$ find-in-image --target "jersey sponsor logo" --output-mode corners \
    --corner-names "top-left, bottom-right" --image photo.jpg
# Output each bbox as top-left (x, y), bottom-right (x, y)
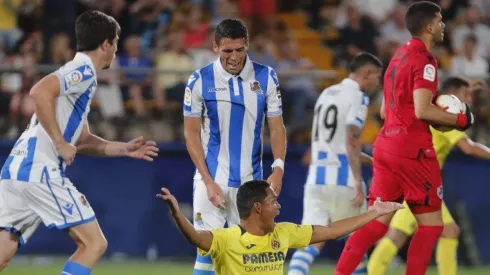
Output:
top-left (271, 239), bottom-right (280, 250)
top-left (207, 87), bottom-right (227, 93)
top-left (245, 244), bottom-right (256, 249)
top-left (242, 251), bottom-right (285, 264)
top-left (184, 88), bottom-right (192, 106)
top-left (423, 64), bottom-right (436, 82)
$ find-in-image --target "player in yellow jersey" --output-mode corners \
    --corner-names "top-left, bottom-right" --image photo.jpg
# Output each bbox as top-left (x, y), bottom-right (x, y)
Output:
top-left (158, 179), bottom-right (402, 275)
top-left (368, 77), bottom-right (490, 275)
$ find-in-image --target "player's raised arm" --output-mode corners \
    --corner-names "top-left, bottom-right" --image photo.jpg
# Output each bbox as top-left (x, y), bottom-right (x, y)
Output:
top-left (309, 199), bottom-right (403, 244)
top-left (457, 137), bottom-right (490, 160)
top-left (412, 59), bottom-right (473, 130)
top-left (157, 188), bottom-right (213, 252)
top-left (29, 74), bottom-right (77, 165)
top-left (266, 68), bottom-right (287, 195)
top-left (76, 123), bottom-right (158, 160)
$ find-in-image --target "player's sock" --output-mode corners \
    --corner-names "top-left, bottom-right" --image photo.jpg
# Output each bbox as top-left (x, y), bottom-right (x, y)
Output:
top-left (406, 225), bottom-right (443, 275)
top-left (287, 245), bottom-right (320, 275)
top-left (436, 237), bottom-right (459, 275)
top-left (367, 237), bottom-right (399, 275)
top-left (61, 260), bottom-right (91, 275)
top-left (352, 254), bottom-right (368, 275)
top-left (193, 254), bottom-right (215, 275)
top-left (335, 220), bottom-right (388, 275)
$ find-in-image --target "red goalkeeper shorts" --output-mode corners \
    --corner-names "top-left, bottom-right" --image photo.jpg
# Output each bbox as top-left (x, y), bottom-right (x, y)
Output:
top-left (367, 147), bottom-right (443, 214)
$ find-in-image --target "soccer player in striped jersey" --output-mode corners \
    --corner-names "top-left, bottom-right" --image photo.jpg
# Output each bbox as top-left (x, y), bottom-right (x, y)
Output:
top-left (368, 77), bottom-right (490, 275)
top-left (183, 19), bottom-right (287, 275)
top-left (287, 53), bottom-right (383, 275)
top-left (0, 11), bottom-right (158, 275)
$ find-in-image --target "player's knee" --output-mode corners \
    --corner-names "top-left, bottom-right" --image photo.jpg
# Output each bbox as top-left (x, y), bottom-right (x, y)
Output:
top-left (442, 223), bottom-right (461, 239)
top-left (386, 228), bottom-right (409, 249)
top-left (81, 235), bottom-right (108, 257)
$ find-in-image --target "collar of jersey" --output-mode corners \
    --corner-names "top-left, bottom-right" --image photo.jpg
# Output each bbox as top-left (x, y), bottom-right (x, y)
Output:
top-left (340, 78), bottom-right (361, 91)
top-left (215, 55), bottom-right (254, 81)
top-left (408, 37), bottom-right (427, 52)
top-left (74, 52), bottom-right (97, 79)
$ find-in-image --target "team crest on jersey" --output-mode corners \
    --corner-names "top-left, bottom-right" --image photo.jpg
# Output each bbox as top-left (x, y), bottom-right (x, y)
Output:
top-left (184, 87), bottom-right (192, 106)
top-left (80, 195), bottom-right (89, 207)
top-left (271, 239), bottom-right (280, 250)
top-left (423, 64), bottom-right (436, 82)
top-left (195, 212), bottom-right (204, 226)
top-left (250, 81), bottom-right (263, 94)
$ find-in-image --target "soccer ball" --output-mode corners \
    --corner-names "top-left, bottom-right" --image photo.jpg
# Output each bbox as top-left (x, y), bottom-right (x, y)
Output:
top-left (433, 94), bottom-right (465, 131)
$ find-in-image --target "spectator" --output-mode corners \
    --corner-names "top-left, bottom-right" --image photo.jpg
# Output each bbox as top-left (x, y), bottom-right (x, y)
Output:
top-left (155, 30), bottom-right (193, 108)
top-left (352, 0), bottom-right (397, 24)
top-left (118, 36), bottom-right (154, 118)
top-left (277, 39), bottom-right (318, 125)
top-left (452, 7), bottom-right (490, 58)
top-left (182, 4), bottom-right (209, 49)
top-left (49, 33), bottom-right (74, 65)
top-left (380, 6), bottom-right (411, 46)
top-left (339, 4), bottom-right (379, 60)
top-left (190, 28), bottom-right (218, 69)
top-left (450, 34), bottom-right (489, 80)
top-left (248, 33), bottom-right (277, 68)
top-left (0, 0), bottom-right (23, 51)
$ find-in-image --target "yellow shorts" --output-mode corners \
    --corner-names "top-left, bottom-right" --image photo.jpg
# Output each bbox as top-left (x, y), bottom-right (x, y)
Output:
top-left (390, 201), bottom-right (455, 236)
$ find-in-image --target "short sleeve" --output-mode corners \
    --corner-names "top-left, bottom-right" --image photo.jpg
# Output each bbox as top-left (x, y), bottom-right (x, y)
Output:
top-left (346, 93), bottom-right (369, 129)
top-left (183, 71), bottom-right (203, 117)
top-left (444, 130), bottom-right (468, 146)
top-left (197, 228), bottom-right (228, 257)
top-left (53, 64), bottom-right (95, 96)
top-left (266, 68), bottom-right (283, 117)
top-left (413, 54), bottom-right (438, 94)
top-left (278, 222), bottom-right (313, 249)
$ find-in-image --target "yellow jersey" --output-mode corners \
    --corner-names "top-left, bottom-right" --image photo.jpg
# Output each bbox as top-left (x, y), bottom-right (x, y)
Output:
top-left (198, 222), bottom-right (312, 275)
top-left (430, 127), bottom-right (467, 168)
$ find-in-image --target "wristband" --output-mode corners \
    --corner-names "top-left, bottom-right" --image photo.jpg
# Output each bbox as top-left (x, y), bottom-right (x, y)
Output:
top-left (271, 159), bottom-right (284, 172)
top-left (456, 113), bottom-right (467, 129)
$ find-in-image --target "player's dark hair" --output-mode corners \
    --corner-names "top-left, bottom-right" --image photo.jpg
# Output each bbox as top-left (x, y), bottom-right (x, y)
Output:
top-left (75, 10), bottom-right (121, 52)
top-left (440, 77), bottom-right (470, 94)
top-left (215, 19), bottom-right (248, 46)
top-left (237, 180), bottom-right (270, 219)
top-left (405, 1), bottom-right (441, 36)
top-left (349, 52), bottom-right (383, 72)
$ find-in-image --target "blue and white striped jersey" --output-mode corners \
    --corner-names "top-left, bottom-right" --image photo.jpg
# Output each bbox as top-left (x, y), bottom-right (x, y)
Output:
top-left (184, 56), bottom-right (282, 187)
top-left (1, 53), bottom-right (97, 183)
top-left (306, 78), bottom-right (369, 187)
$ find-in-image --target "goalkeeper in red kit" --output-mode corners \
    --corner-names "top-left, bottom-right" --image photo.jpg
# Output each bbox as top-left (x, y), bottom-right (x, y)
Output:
top-left (334, 2), bottom-right (474, 275)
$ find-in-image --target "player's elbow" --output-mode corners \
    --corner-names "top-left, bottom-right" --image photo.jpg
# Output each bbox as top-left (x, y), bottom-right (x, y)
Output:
top-left (414, 105), bottom-right (428, 120)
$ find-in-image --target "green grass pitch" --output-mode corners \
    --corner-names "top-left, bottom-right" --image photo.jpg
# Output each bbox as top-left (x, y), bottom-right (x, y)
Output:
top-left (3, 258), bottom-right (489, 275)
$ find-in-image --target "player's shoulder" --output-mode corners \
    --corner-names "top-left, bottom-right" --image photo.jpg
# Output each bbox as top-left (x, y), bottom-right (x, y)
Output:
top-left (274, 222), bottom-right (299, 232)
top-left (250, 60), bottom-right (274, 74)
top-left (55, 59), bottom-right (96, 91)
top-left (443, 129), bottom-right (467, 139)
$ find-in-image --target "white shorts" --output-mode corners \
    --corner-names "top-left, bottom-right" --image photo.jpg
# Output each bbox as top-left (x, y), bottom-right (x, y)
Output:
top-left (301, 184), bottom-right (367, 226)
top-left (0, 177), bottom-right (96, 246)
top-left (192, 179), bottom-right (240, 230)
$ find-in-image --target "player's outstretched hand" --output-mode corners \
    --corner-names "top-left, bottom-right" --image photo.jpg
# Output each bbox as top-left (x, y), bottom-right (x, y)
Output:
top-left (157, 187), bottom-right (180, 214)
top-left (56, 140), bottom-right (77, 166)
top-left (372, 197), bottom-right (404, 216)
top-left (205, 180), bottom-right (226, 209)
top-left (125, 136), bottom-right (159, 161)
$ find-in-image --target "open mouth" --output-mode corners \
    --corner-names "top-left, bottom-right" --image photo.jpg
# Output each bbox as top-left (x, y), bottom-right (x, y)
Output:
top-left (228, 63), bottom-right (239, 70)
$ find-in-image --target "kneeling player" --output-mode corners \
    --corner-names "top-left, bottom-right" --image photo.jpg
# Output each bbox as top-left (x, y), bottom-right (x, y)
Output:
top-left (368, 77), bottom-right (490, 275)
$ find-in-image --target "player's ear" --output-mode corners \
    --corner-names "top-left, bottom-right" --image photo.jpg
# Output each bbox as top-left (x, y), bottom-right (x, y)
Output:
top-left (253, 202), bottom-right (262, 214)
top-left (213, 40), bottom-right (219, 54)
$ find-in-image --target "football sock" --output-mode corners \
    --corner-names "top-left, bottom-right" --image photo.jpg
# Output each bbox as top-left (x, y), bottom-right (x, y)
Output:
top-left (287, 245), bottom-right (319, 275)
top-left (61, 260), bottom-right (91, 275)
top-left (436, 237), bottom-right (459, 275)
top-left (193, 254), bottom-right (215, 275)
top-left (406, 225), bottom-right (443, 275)
top-left (353, 254), bottom-right (368, 275)
top-left (334, 220), bottom-right (388, 275)
top-left (368, 237), bottom-right (399, 275)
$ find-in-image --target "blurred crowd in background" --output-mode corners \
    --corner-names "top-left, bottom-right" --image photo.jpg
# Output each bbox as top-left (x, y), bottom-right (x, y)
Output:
top-left (0, 0), bottom-right (489, 146)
